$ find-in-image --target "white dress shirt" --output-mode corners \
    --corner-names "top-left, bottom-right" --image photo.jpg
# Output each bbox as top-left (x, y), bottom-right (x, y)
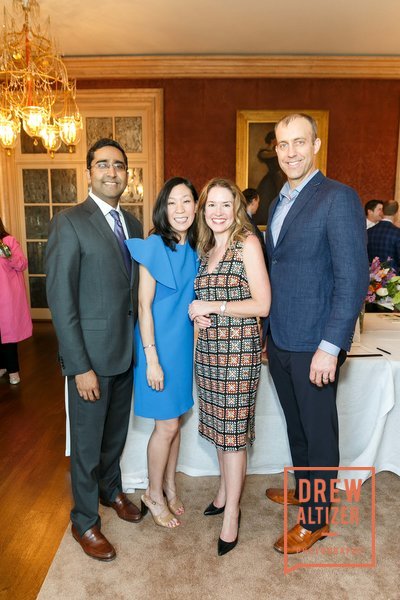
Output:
top-left (89, 191), bottom-right (129, 238)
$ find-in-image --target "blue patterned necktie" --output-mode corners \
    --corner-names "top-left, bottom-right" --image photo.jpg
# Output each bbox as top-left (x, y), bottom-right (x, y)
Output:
top-left (109, 209), bottom-right (131, 274)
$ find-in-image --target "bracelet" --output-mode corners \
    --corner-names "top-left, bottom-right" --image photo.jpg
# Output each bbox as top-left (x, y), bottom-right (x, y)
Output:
top-left (143, 343), bottom-right (156, 350)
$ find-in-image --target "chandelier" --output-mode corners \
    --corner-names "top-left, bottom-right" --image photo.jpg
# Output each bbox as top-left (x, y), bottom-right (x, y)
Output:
top-left (0, 0), bottom-right (83, 156)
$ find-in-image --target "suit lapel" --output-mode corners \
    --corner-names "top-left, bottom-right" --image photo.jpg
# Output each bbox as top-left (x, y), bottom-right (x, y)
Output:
top-left (122, 209), bottom-right (138, 239)
top-left (266, 196), bottom-right (279, 253)
top-left (275, 172), bottom-right (325, 248)
top-left (83, 197), bottom-right (130, 280)
top-left (122, 208), bottom-right (141, 285)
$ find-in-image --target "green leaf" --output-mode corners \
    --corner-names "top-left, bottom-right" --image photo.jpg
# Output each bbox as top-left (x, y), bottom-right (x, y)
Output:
top-left (392, 291), bottom-right (400, 306)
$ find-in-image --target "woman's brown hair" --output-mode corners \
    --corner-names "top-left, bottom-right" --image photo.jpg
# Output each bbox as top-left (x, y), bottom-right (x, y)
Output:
top-left (196, 178), bottom-right (253, 258)
top-left (0, 217), bottom-right (10, 240)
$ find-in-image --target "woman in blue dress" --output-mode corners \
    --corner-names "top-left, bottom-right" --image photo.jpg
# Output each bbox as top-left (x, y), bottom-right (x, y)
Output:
top-left (126, 177), bottom-right (200, 528)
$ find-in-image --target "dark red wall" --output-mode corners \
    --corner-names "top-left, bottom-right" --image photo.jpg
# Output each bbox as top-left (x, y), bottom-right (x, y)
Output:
top-left (78, 78), bottom-right (400, 204)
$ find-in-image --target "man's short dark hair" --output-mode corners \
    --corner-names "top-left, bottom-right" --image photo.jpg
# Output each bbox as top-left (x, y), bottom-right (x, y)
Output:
top-left (383, 201), bottom-right (399, 216)
top-left (364, 199), bottom-right (384, 216)
top-left (86, 138), bottom-right (128, 170)
top-left (242, 188), bottom-right (259, 205)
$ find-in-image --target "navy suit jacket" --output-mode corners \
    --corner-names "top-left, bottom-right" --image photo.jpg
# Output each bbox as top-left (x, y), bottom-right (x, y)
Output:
top-left (367, 220), bottom-right (400, 273)
top-left (265, 171), bottom-right (369, 352)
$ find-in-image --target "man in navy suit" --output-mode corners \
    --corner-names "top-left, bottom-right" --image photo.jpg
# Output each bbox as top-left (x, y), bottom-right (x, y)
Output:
top-left (367, 201), bottom-right (400, 272)
top-left (264, 113), bottom-right (369, 554)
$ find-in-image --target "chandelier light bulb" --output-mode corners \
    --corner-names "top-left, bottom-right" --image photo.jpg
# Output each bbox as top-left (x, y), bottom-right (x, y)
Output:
top-left (21, 106), bottom-right (48, 140)
top-left (40, 122), bottom-right (62, 157)
top-left (58, 115), bottom-right (82, 150)
top-left (0, 116), bottom-right (20, 154)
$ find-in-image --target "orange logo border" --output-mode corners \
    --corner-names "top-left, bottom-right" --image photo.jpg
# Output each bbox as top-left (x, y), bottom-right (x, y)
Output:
top-left (283, 466), bottom-right (376, 574)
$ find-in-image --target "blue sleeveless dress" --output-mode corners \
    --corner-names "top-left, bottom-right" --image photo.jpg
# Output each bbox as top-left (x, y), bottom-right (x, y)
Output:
top-left (125, 234), bottom-right (197, 420)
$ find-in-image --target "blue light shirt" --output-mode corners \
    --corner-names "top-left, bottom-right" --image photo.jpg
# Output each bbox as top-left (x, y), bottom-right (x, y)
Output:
top-left (270, 169), bottom-right (318, 246)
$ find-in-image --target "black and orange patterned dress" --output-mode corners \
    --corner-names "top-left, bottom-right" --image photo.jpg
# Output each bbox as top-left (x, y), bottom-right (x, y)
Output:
top-left (194, 240), bottom-right (262, 451)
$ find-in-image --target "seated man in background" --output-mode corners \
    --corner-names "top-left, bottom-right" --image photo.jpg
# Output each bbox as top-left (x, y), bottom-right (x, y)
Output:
top-left (367, 200), bottom-right (400, 273)
top-left (243, 187), bottom-right (268, 265)
top-left (365, 199), bottom-right (384, 229)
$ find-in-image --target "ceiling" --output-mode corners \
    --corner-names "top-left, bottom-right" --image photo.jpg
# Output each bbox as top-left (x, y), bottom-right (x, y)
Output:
top-left (12, 0), bottom-right (400, 58)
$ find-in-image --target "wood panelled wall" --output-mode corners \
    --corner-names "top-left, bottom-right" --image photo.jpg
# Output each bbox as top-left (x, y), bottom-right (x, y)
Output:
top-left (78, 78), bottom-right (400, 205)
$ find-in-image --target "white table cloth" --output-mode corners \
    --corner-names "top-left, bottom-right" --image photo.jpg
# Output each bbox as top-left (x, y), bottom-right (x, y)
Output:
top-left (121, 314), bottom-right (400, 491)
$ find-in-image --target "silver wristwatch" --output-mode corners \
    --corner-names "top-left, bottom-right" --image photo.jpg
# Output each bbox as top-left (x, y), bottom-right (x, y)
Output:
top-left (220, 301), bottom-right (227, 315)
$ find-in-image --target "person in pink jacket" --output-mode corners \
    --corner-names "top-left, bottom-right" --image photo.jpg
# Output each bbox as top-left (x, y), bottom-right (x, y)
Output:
top-left (0, 217), bottom-right (32, 384)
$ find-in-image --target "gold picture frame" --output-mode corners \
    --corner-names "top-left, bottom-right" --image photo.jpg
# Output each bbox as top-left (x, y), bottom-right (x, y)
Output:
top-left (236, 109), bottom-right (329, 226)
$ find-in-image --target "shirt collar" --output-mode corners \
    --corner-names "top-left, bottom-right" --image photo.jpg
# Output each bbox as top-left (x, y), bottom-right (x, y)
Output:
top-left (279, 169), bottom-right (319, 202)
top-left (89, 191), bottom-right (121, 217)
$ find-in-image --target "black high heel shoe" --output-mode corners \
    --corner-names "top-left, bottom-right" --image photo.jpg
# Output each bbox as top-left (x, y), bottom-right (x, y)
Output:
top-left (217, 510), bottom-right (241, 556)
top-left (204, 502), bottom-right (225, 516)
top-left (140, 499), bottom-right (149, 517)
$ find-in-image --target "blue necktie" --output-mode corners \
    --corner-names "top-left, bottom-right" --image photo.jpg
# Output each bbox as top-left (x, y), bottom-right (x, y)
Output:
top-left (109, 209), bottom-right (131, 274)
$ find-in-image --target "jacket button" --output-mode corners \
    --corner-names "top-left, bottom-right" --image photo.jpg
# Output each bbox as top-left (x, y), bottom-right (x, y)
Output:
top-left (272, 259), bottom-right (278, 264)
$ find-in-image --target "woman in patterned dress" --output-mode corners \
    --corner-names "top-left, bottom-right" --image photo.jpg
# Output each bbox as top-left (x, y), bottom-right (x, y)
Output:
top-left (188, 178), bottom-right (271, 555)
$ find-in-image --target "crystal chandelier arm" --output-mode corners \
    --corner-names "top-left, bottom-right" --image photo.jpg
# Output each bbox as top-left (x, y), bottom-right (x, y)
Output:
top-left (0, 0), bottom-right (82, 154)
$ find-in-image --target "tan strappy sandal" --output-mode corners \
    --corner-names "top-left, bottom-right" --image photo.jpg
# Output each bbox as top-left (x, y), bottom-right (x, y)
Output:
top-left (166, 495), bottom-right (185, 516)
top-left (141, 494), bottom-right (180, 528)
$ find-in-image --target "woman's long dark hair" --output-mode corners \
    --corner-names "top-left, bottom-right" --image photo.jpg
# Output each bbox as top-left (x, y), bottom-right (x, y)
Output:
top-left (151, 177), bottom-right (198, 250)
top-left (0, 217), bottom-right (10, 240)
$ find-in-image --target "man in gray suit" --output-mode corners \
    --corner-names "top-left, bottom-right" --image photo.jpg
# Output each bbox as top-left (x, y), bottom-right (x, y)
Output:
top-left (46, 139), bottom-right (143, 561)
top-left (264, 114), bottom-right (369, 554)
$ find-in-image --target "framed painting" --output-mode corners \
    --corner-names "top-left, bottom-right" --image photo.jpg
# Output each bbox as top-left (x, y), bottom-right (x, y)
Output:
top-left (236, 109), bottom-right (329, 226)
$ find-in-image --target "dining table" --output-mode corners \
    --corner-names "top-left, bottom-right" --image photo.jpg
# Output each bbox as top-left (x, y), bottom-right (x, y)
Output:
top-left (120, 313), bottom-right (400, 491)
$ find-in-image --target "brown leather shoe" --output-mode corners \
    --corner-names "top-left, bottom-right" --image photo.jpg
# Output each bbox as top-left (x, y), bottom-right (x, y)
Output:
top-left (71, 525), bottom-right (116, 561)
top-left (100, 492), bottom-right (143, 522)
top-left (265, 488), bottom-right (300, 505)
top-left (274, 524), bottom-right (330, 554)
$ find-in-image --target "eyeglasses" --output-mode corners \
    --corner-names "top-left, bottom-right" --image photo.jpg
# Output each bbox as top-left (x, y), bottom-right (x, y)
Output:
top-left (90, 161), bottom-right (127, 172)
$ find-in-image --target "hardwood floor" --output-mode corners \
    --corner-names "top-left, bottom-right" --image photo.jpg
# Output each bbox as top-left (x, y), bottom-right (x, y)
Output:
top-left (0, 322), bottom-right (71, 600)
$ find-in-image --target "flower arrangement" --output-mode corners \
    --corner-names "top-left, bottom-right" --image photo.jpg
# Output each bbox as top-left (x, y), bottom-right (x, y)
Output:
top-left (366, 257), bottom-right (400, 311)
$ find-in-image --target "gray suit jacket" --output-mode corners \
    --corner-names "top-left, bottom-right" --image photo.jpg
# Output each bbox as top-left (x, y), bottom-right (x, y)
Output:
top-left (46, 196), bottom-right (143, 376)
top-left (265, 171), bottom-right (369, 352)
